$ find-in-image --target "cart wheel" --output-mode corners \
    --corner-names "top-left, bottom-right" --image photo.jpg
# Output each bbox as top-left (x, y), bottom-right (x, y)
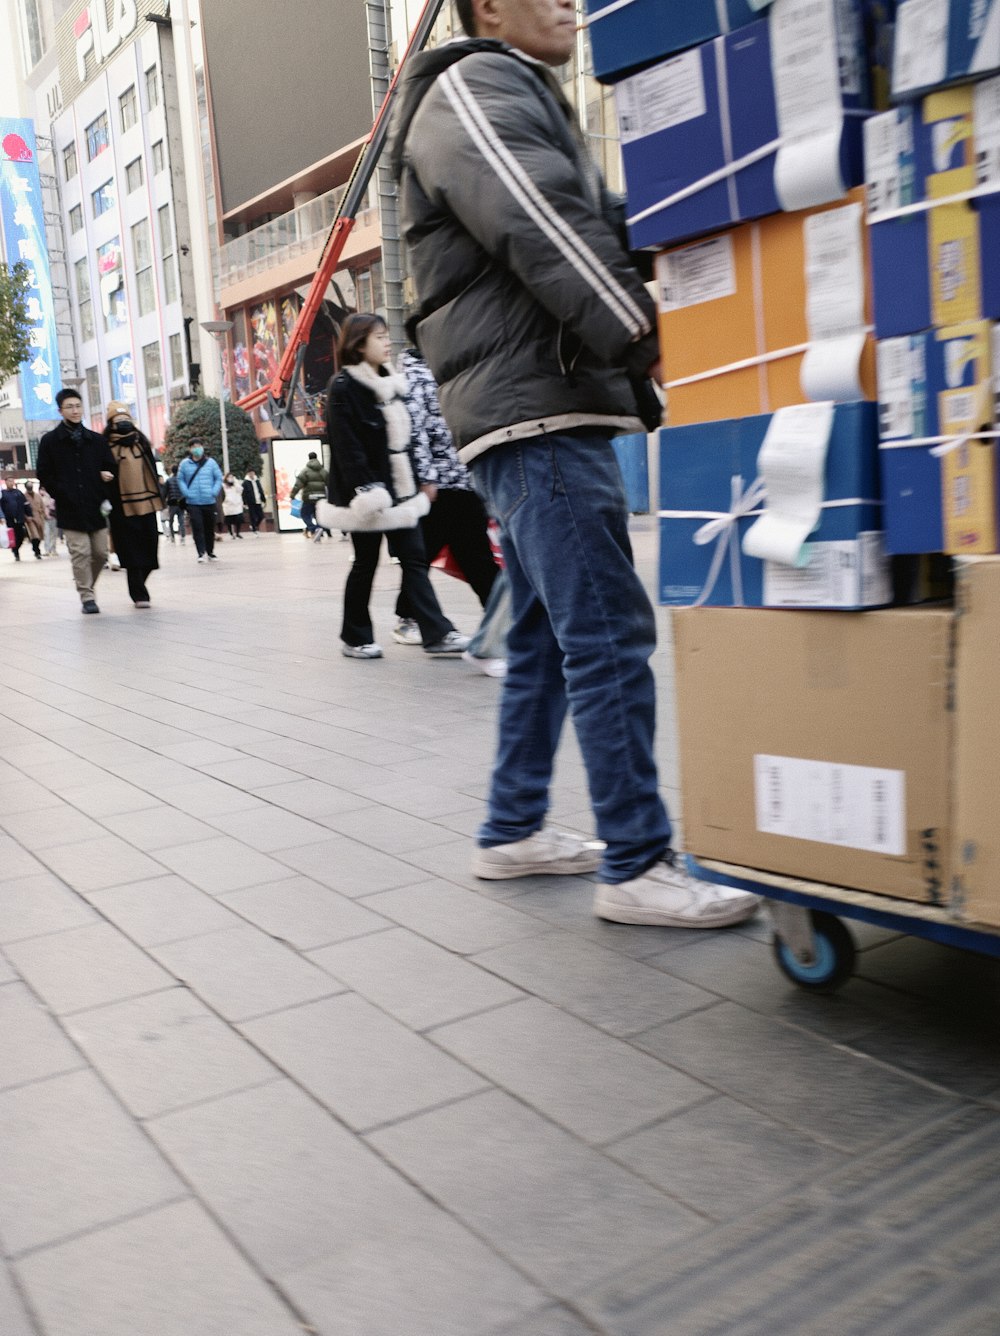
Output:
top-left (772, 911), bottom-right (856, 993)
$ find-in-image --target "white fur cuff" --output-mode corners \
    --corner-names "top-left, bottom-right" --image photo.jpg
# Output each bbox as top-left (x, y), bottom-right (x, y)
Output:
top-left (315, 492), bottom-right (430, 533)
top-left (350, 486), bottom-right (392, 516)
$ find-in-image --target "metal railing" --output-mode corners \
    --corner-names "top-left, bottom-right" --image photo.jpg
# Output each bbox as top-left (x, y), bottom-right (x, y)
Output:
top-left (219, 183), bottom-right (378, 286)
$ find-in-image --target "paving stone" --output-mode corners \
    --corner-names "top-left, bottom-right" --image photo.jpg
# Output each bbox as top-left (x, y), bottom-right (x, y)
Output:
top-left (14, 1198), bottom-right (306, 1336)
top-left (150, 1080), bottom-right (544, 1334)
top-left (35, 835), bottom-right (165, 894)
top-left (98, 807), bottom-right (218, 852)
top-left (368, 1090), bottom-right (701, 1296)
top-left (317, 803), bottom-right (455, 854)
top-left (275, 834), bottom-right (427, 896)
top-left (431, 997), bottom-right (711, 1144)
top-left (0, 872), bottom-right (96, 944)
top-left (152, 778), bottom-right (266, 817)
top-left (0, 1068), bottom-right (183, 1254)
top-left (361, 879), bottom-right (547, 954)
top-left (0, 778), bottom-right (63, 816)
top-left (0, 1258), bottom-right (35, 1336)
top-left (241, 993), bottom-right (488, 1131)
top-left (155, 740), bottom-right (245, 766)
top-left (86, 875), bottom-right (244, 945)
top-left (512, 877), bottom-right (708, 960)
top-left (607, 1094), bottom-right (847, 1221)
top-left (219, 876), bottom-right (390, 949)
top-left (359, 778), bottom-right (483, 819)
top-left (0, 804), bottom-right (105, 850)
top-left (197, 757), bottom-right (302, 789)
top-left (634, 1003), bottom-right (957, 1154)
top-left (493, 1306), bottom-right (596, 1336)
top-left (252, 777), bottom-right (369, 819)
top-left (200, 805), bottom-right (333, 851)
top-left (5, 922), bottom-right (173, 1015)
top-left (310, 927), bottom-right (524, 1029)
top-left (153, 835), bottom-right (293, 894)
top-left (0, 956), bottom-right (16, 984)
top-left (0, 983), bottom-right (85, 1091)
top-left (471, 931), bottom-right (716, 1036)
top-left (149, 923), bottom-right (339, 1021)
top-left (65, 986), bottom-right (278, 1118)
top-left (57, 778), bottom-right (158, 818)
top-left (0, 839), bottom-right (47, 881)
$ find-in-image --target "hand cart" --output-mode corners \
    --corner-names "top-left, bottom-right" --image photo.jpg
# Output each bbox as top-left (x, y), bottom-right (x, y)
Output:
top-left (689, 856), bottom-right (1000, 993)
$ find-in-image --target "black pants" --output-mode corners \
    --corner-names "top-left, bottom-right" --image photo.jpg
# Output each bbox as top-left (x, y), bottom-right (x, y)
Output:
top-left (343, 527), bottom-right (454, 648)
top-left (188, 504), bottom-right (216, 557)
top-left (396, 489), bottom-right (497, 618)
top-left (226, 515), bottom-right (243, 537)
top-left (247, 503), bottom-right (264, 532)
top-left (8, 524), bottom-right (25, 560)
top-left (126, 567), bottom-right (151, 602)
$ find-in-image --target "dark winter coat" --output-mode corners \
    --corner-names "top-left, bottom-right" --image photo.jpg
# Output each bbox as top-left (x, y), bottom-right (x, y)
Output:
top-left (36, 421), bottom-right (116, 532)
top-left (324, 369), bottom-right (396, 506)
top-left (0, 489), bottom-right (27, 530)
top-left (290, 457), bottom-right (328, 501)
top-left (387, 39), bottom-right (655, 463)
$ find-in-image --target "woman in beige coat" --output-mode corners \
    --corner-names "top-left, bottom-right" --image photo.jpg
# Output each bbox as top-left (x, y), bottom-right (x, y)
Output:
top-left (22, 483), bottom-right (44, 560)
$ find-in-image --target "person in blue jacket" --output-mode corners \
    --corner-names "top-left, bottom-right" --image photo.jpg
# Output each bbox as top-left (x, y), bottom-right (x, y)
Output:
top-left (177, 440), bottom-right (224, 562)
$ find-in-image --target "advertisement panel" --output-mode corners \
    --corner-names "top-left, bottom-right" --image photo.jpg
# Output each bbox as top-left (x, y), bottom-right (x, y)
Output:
top-left (0, 121), bottom-right (61, 421)
top-left (269, 437), bottom-right (314, 532)
top-left (108, 351), bottom-right (137, 411)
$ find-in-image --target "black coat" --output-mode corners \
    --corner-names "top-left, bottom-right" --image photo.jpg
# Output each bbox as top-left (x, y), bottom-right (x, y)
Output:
top-left (0, 489), bottom-right (27, 529)
top-left (324, 369), bottom-right (395, 507)
top-left (36, 422), bottom-right (116, 533)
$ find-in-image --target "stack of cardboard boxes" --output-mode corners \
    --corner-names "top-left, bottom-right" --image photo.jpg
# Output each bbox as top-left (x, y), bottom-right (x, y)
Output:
top-left (589, 0), bottom-right (1000, 926)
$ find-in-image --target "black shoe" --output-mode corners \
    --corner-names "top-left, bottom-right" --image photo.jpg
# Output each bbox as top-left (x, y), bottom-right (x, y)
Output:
top-left (81, 600), bottom-right (100, 614)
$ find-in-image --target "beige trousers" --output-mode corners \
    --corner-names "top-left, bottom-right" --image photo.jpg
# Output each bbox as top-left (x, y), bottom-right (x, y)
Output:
top-left (64, 528), bottom-right (109, 603)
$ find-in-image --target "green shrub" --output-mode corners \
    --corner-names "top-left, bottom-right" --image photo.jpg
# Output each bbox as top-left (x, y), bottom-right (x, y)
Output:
top-left (161, 397), bottom-right (262, 477)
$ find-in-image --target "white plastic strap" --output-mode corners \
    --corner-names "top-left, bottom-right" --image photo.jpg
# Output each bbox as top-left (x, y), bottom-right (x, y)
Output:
top-left (583, 0), bottom-right (640, 24)
top-left (868, 181), bottom-right (999, 224)
top-left (664, 341), bottom-right (811, 390)
top-left (879, 430), bottom-right (1000, 452)
top-left (626, 139), bottom-right (782, 227)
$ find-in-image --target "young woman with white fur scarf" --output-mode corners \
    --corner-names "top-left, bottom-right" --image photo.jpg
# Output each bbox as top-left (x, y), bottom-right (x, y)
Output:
top-left (321, 313), bottom-right (470, 660)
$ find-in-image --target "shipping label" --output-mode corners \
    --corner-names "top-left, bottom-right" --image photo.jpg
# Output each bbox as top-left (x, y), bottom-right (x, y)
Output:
top-left (892, 0), bottom-right (948, 94)
top-left (754, 754), bottom-right (907, 854)
top-left (657, 235), bottom-right (736, 311)
top-left (615, 50), bottom-right (707, 144)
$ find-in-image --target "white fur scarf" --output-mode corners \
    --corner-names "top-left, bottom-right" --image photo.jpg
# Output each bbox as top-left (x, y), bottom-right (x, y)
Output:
top-left (316, 360), bottom-right (431, 533)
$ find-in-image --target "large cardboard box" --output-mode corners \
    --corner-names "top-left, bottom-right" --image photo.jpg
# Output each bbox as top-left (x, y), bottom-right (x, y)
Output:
top-left (952, 556), bottom-right (1000, 925)
top-left (673, 606), bottom-right (953, 901)
top-left (585, 0), bottom-right (769, 85)
top-left (659, 404), bottom-right (888, 608)
top-left (657, 191), bottom-right (875, 426)
top-left (617, 9), bottom-right (867, 250)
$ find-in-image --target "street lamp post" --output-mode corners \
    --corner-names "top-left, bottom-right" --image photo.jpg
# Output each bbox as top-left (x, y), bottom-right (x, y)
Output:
top-left (201, 321), bottom-right (234, 476)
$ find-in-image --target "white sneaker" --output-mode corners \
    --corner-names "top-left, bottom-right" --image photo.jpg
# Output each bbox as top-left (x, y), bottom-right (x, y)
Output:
top-left (425, 630), bottom-right (471, 655)
top-left (341, 642), bottom-right (383, 659)
top-left (197, 555), bottom-right (207, 563)
top-left (462, 650), bottom-right (507, 678)
top-left (392, 618), bottom-right (422, 646)
top-left (594, 858), bottom-right (761, 928)
top-left (472, 828), bottom-right (604, 879)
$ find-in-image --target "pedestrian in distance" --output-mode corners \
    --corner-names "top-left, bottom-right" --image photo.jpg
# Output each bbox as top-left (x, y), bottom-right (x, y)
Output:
top-left (388, 0), bottom-right (759, 928)
top-left (164, 465), bottom-right (187, 544)
top-left (103, 402), bottom-right (163, 608)
top-left (290, 451), bottom-right (328, 542)
top-left (0, 482), bottom-right (28, 562)
top-left (36, 387), bottom-right (116, 613)
top-left (320, 312), bottom-right (470, 660)
top-left (391, 338), bottom-right (499, 649)
top-left (22, 483), bottom-right (44, 559)
top-left (222, 472), bottom-right (245, 538)
top-left (243, 469), bottom-right (266, 533)
top-left (37, 485), bottom-right (58, 555)
top-left (177, 440), bottom-right (223, 563)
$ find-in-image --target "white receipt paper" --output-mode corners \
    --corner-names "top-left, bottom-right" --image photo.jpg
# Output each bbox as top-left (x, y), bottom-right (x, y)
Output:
top-left (800, 203), bottom-right (866, 401)
top-left (743, 401), bottom-right (835, 567)
top-left (769, 0), bottom-right (847, 211)
top-left (754, 755), bottom-right (906, 856)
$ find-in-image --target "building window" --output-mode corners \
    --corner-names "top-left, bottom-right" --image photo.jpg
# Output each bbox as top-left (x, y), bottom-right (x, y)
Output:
top-left (143, 341), bottom-right (163, 393)
top-left (169, 331), bottom-right (184, 382)
top-left (75, 258), bottom-right (94, 341)
top-left (62, 141), bottom-right (77, 181)
top-left (131, 219), bottom-right (155, 317)
top-left (119, 85), bottom-right (138, 132)
top-left (125, 158), bottom-right (144, 194)
top-left (152, 140), bottom-right (165, 174)
top-left (18, 0), bottom-right (44, 68)
top-left (91, 180), bottom-right (115, 219)
top-left (85, 366), bottom-right (101, 415)
top-left (84, 112), bottom-right (109, 162)
top-left (145, 65), bottom-right (160, 109)
top-left (69, 204), bottom-right (83, 234)
top-left (97, 237), bottom-right (127, 332)
top-left (157, 205), bottom-right (177, 304)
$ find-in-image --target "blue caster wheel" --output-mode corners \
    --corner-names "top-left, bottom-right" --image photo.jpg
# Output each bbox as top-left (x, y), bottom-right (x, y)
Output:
top-left (772, 910), bottom-right (856, 993)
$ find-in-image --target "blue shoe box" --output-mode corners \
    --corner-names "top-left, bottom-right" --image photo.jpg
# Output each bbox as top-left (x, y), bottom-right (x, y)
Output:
top-left (658, 403), bottom-right (886, 607)
top-left (585, 0), bottom-right (770, 84)
top-left (619, 18), bottom-right (867, 250)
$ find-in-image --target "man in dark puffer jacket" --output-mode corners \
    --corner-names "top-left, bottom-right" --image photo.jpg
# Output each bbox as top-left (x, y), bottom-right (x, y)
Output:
top-left (388, 0), bottom-right (759, 929)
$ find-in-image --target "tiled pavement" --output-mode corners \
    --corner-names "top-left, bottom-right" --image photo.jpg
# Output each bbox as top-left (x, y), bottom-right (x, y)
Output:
top-left (1, 523), bottom-right (998, 1336)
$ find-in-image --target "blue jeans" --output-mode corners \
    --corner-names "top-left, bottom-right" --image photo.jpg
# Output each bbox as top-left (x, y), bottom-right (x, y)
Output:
top-left (471, 431), bottom-right (671, 883)
top-left (466, 567), bottom-right (511, 661)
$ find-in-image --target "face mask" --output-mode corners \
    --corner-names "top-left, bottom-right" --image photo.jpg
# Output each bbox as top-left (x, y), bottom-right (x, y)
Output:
top-left (191, 447), bottom-right (204, 460)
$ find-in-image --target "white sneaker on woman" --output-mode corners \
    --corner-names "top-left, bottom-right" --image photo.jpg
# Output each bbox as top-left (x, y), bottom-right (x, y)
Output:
top-left (594, 856), bottom-right (760, 928)
top-left (341, 642), bottom-right (383, 659)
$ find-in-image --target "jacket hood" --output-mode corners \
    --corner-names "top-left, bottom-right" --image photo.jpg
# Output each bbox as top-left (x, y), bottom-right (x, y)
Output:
top-left (387, 39), bottom-right (512, 176)
top-left (304, 459), bottom-right (325, 474)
